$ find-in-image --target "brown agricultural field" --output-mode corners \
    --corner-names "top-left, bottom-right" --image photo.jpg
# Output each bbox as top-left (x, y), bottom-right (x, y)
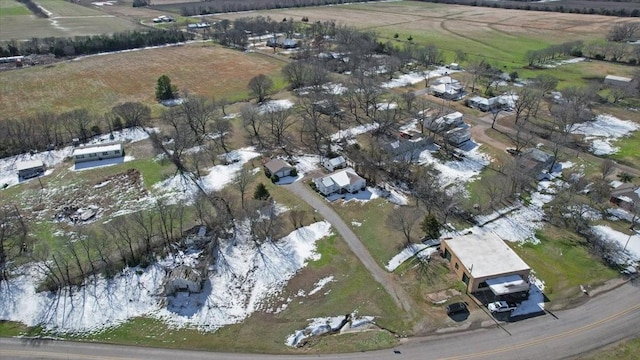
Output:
top-left (215, 2), bottom-right (636, 52)
top-left (0, 43), bottom-right (287, 119)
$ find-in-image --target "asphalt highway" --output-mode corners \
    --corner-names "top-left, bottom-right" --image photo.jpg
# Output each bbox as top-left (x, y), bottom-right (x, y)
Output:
top-left (2, 281), bottom-right (638, 360)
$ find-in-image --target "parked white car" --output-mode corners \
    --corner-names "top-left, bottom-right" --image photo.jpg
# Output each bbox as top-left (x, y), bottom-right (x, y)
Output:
top-left (488, 301), bottom-right (517, 313)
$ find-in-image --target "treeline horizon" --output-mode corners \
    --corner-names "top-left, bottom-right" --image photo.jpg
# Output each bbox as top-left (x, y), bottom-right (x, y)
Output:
top-left (0, 29), bottom-right (195, 58)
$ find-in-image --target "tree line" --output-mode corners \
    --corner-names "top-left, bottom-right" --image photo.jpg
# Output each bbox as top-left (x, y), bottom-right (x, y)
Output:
top-left (0, 102), bottom-right (151, 158)
top-left (0, 29), bottom-right (194, 58)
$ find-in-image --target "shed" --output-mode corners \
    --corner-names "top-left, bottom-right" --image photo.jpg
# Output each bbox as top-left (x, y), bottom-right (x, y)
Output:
top-left (604, 75), bottom-right (633, 88)
top-left (16, 159), bottom-right (45, 179)
top-left (264, 158), bottom-right (294, 178)
top-left (165, 266), bottom-right (204, 295)
top-left (441, 232), bottom-right (531, 294)
top-left (322, 156), bottom-right (347, 172)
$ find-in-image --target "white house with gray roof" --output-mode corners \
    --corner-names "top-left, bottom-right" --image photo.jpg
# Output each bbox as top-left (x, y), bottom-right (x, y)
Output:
top-left (314, 168), bottom-right (366, 196)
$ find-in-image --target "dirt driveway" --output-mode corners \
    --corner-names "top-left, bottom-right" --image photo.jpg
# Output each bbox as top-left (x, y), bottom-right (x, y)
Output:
top-left (284, 181), bottom-right (414, 313)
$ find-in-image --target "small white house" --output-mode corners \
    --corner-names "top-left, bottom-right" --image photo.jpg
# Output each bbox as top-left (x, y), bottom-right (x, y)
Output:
top-left (322, 156), bottom-right (347, 172)
top-left (604, 75), bottom-right (633, 88)
top-left (165, 266), bottom-right (204, 295)
top-left (314, 168), bottom-right (366, 196)
top-left (72, 143), bottom-right (124, 164)
top-left (264, 158), bottom-right (295, 178)
top-left (16, 159), bottom-right (45, 179)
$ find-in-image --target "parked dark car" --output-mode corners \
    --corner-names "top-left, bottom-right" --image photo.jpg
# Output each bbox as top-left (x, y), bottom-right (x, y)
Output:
top-left (446, 302), bottom-right (468, 315)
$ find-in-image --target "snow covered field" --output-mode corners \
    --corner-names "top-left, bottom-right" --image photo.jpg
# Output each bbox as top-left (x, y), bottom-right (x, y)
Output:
top-left (385, 244), bottom-right (437, 272)
top-left (0, 222), bottom-right (333, 333)
top-left (571, 114), bottom-right (639, 155)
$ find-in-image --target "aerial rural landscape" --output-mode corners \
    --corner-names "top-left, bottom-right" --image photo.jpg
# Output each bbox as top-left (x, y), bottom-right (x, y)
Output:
top-left (0, 0), bottom-right (639, 359)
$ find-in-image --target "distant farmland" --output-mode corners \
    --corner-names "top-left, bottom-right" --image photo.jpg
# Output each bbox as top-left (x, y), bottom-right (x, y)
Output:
top-left (0, 0), bottom-right (141, 41)
top-left (0, 44), bottom-right (286, 119)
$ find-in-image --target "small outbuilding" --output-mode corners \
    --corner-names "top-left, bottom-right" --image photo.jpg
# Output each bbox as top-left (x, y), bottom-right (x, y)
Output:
top-left (264, 158), bottom-right (295, 178)
top-left (604, 75), bottom-right (633, 88)
top-left (322, 156), bottom-right (347, 172)
top-left (165, 265), bottom-right (204, 295)
top-left (16, 159), bottom-right (45, 180)
top-left (72, 143), bottom-right (124, 164)
top-left (441, 232), bottom-right (531, 297)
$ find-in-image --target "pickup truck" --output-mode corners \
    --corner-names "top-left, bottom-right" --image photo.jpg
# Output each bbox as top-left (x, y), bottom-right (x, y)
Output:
top-left (487, 301), bottom-right (517, 313)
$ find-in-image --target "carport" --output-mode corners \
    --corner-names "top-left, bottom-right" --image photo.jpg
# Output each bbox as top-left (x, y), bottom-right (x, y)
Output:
top-left (486, 275), bottom-right (530, 299)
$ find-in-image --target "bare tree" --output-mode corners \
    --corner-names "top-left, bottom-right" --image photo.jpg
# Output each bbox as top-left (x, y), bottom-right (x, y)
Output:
top-left (209, 117), bottom-right (233, 153)
top-left (600, 159), bottom-right (617, 180)
top-left (388, 206), bottom-right (422, 244)
top-left (289, 209), bottom-right (307, 229)
top-left (607, 22), bottom-right (640, 42)
top-left (248, 74), bottom-right (274, 103)
top-left (234, 167), bottom-right (252, 210)
top-left (111, 102), bottom-right (151, 128)
top-left (264, 108), bottom-right (295, 149)
top-left (241, 104), bottom-right (265, 148)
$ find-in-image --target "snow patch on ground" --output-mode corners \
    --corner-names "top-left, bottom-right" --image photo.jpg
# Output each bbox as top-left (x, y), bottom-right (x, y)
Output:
top-left (258, 99), bottom-right (294, 113)
top-left (331, 122), bottom-right (379, 141)
top-left (0, 222), bottom-right (333, 333)
top-left (385, 244), bottom-right (438, 272)
top-left (308, 276), bottom-right (335, 296)
top-left (571, 114), bottom-right (639, 155)
top-left (153, 147), bottom-right (260, 203)
top-left (418, 143), bottom-right (491, 188)
top-left (542, 57), bottom-right (585, 68)
top-left (285, 313), bottom-right (374, 347)
top-left (591, 225), bottom-right (640, 263)
top-left (381, 67), bottom-right (459, 88)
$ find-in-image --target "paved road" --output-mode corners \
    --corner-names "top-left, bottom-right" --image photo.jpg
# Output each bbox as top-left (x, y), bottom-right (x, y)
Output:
top-left (284, 181), bottom-right (414, 312)
top-left (2, 281), bottom-right (639, 360)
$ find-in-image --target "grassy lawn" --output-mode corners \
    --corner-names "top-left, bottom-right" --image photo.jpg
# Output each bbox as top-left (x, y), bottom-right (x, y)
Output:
top-left (511, 226), bottom-right (619, 305)
top-left (331, 198), bottom-right (410, 268)
top-left (609, 130), bottom-right (640, 170)
top-left (580, 337), bottom-right (640, 360)
top-left (0, 0), bottom-right (30, 16)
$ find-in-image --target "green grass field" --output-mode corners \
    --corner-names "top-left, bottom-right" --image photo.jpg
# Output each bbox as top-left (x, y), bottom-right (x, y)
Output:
top-left (0, 0), bottom-right (30, 16)
top-left (512, 226), bottom-right (619, 303)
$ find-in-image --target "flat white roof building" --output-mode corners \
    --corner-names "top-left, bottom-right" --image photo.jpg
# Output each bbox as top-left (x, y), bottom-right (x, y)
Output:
top-left (72, 143), bottom-right (123, 157)
top-left (441, 232), bottom-right (531, 293)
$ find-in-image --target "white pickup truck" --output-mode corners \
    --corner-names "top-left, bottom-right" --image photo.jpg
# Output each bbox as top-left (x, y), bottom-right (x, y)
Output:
top-left (487, 301), bottom-right (517, 313)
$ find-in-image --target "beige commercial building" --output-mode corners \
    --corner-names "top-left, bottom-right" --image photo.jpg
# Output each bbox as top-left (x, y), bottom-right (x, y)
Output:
top-left (441, 232), bottom-right (531, 297)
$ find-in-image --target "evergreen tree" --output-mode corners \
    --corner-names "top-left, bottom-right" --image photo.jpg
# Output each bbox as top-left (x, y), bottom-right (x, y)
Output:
top-left (421, 214), bottom-right (441, 240)
top-left (253, 183), bottom-right (271, 200)
top-left (155, 75), bottom-right (178, 101)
